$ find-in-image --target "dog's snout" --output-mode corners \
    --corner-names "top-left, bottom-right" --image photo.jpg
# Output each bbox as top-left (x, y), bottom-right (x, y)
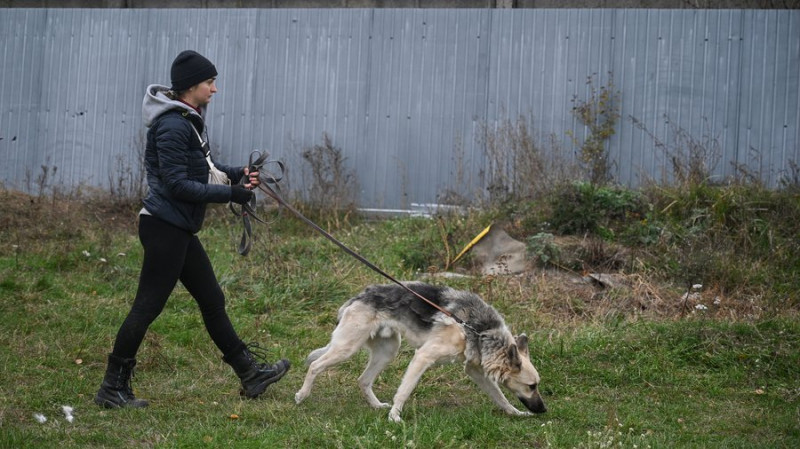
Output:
top-left (519, 392), bottom-right (547, 414)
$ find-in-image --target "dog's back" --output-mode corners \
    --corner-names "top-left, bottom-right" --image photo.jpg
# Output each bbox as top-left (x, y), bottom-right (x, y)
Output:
top-left (349, 282), bottom-right (505, 333)
top-left (352, 282), bottom-right (453, 331)
top-left (306, 282), bottom-right (468, 365)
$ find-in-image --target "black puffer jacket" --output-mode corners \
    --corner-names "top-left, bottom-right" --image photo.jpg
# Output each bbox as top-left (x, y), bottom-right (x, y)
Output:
top-left (141, 84), bottom-right (244, 233)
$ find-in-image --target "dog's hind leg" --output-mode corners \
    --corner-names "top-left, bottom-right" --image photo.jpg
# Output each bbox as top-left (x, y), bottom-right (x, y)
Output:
top-left (464, 363), bottom-right (529, 416)
top-left (359, 330), bottom-right (400, 409)
top-left (295, 304), bottom-right (376, 405)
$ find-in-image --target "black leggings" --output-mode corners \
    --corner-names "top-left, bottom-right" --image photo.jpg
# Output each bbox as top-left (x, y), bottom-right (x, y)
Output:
top-left (111, 214), bottom-right (242, 359)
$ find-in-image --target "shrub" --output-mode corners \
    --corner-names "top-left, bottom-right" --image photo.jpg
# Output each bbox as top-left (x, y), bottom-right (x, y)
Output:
top-left (568, 74), bottom-right (621, 186)
top-left (548, 181), bottom-right (645, 237)
top-left (526, 232), bottom-right (561, 267)
top-left (299, 133), bottom-right (359, 230)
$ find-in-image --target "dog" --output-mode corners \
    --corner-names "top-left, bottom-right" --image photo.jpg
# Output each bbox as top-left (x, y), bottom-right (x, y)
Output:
top-left (294, 282), bottom-right (546, 422)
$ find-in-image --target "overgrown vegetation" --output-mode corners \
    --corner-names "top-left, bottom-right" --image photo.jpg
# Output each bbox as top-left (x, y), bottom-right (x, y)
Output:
top-left (475, 75), bottom-right (799, 312)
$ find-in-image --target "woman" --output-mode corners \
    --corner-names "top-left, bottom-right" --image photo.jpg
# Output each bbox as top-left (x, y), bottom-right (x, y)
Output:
top-left (95, 50), bottom-right (289, 408)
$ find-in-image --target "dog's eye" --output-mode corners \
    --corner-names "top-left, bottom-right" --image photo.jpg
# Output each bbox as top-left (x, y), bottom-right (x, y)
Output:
top-left (529, 383), bottom-right (538, 391)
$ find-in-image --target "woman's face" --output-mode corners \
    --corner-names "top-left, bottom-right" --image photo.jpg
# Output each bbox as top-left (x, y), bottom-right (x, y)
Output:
top-left (184, 78), bottom-right (217, 108)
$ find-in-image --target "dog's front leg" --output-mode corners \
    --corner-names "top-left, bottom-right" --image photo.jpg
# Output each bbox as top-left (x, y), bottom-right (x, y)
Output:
top-left (388, 352), bottom-right (437, 423)
top-left (464, 363), bottom-right (529, 416)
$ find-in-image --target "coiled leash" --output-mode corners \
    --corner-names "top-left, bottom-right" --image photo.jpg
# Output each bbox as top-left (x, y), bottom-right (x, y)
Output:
top-left (235, 153), bottom-right (477, 335)
top-left (229, 150), bottom-right (285, 256)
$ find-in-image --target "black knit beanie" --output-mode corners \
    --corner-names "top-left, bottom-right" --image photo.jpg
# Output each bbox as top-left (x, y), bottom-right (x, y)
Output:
top-left (170, 50), bottom-right (218, 91)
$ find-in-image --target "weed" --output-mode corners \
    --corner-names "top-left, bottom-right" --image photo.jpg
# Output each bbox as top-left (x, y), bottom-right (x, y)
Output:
top-left (108, 131), bottom-right (147, 207)
top-left (631, 114), bottom-right (722, 188)
top-left (526, 232), bottom-right (561, 267)
top-left (568, 74), bottom-right (621, 186)
top-left (479, 114), bottom-right (579, 204)
top-left (300, 133), bottom-right (358, 230)
top-left (780, 159), bottom-right (800, 192)
top-left (548, 181), bottom-right (645, 236)
top-left (22, 158), bottom-right (59, 199)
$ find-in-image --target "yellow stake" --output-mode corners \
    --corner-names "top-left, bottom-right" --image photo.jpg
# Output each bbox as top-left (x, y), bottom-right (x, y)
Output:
top-left (451, 225), bottom-right (492, 265)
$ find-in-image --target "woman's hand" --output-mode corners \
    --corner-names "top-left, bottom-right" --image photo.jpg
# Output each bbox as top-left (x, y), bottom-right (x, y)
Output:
top-left (230, 184), bottom-right (254, 205)
top-left (244, 167), bottom-right (260, 189)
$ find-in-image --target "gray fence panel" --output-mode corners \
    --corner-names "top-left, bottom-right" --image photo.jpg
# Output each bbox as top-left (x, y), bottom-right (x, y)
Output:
top-left (613, 9), bottom-right (745, 184)
top-left (1, 10), bottom-right (45, 189)
top-left (0, 9), bottom-right (798, 211)
top-left (739, 10), bottom-right (800, 187)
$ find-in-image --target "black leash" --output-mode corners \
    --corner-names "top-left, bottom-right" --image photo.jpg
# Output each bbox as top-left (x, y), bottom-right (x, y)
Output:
top-left (235, 154), bottom-right (477, 334)
top-left (228, 150), bottom-right (284, 256)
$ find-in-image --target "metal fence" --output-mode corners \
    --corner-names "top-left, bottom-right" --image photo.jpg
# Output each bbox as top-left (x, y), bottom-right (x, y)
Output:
top-left (1, 9), bottom-right (798, 210)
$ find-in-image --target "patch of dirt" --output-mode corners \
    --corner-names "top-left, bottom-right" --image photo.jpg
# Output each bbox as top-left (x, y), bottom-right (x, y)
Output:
top-left (0, 188), bottom-right (139, 246)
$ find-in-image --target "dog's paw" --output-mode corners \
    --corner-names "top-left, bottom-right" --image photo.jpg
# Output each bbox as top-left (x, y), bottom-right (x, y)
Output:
top-left (370, 401), bottom-right (391, 409)
top-left (388, 410), bottom-right (404, 423)
top-left (294, 391), bottom-right (307, 404)
top-left (504, 408), bottom-right (532, 417)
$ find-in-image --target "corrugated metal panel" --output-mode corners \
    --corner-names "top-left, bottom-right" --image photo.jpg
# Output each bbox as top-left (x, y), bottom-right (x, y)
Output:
top-left (0, 9), bottom-right (798, 210)
top-left (613, 9), bottom-right (747, 185)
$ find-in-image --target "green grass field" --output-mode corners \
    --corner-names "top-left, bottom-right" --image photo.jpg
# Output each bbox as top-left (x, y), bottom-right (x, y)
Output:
top-left (1, 192), bottom-right (798, 448)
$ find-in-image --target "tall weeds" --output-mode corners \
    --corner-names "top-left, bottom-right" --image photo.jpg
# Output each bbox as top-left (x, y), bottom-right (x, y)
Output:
top-left (299, 133), bottom-right (358, 230)
top-left (479, 114), bottom-right (579, 204)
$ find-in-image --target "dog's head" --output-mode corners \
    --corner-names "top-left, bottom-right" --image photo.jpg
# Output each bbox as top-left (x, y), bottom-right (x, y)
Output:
top-left (501, 333), bottom-right (547, 414)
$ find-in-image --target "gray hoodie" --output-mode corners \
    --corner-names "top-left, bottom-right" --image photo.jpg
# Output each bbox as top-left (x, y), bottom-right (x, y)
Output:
top-left (143, 84), bottom-right (203, 128)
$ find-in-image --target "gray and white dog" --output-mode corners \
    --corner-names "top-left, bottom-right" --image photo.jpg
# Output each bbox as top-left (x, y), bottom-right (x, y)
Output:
top-left (294, 282), bottom-right (546, 422)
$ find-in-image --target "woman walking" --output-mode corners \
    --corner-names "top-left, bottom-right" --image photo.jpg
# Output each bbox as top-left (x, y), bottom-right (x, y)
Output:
top-left (95, 50), bottom-right (289, 408)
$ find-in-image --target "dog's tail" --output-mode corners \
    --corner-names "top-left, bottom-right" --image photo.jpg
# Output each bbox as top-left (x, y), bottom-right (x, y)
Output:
top-left (305, 345), bottom-right (330, 366)
top-left (305, 297), bottom-right (357, 366)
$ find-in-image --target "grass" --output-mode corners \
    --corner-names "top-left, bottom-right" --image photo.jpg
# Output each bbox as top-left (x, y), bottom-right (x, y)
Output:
top-left (1, 189), bottom-right (799, 448)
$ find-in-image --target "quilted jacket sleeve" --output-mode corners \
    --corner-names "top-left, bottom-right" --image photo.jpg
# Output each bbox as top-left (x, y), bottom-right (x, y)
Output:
top-left (214, 160), bottom-right (246, 186)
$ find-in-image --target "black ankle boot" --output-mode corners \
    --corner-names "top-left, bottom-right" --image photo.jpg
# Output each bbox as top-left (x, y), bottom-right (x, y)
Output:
top-left (94, 354), bottom-right (149, 409)
top-left (223, 343), bottom-right (290, 399)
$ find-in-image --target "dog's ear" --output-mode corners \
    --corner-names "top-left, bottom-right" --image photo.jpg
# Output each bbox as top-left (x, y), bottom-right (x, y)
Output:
top-left (507, 343), bottom-right (522, 370)
top-left (515, 334), bottom-right (530, 356)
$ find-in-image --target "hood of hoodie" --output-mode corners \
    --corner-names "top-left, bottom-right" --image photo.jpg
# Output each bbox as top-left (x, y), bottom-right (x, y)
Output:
top-left (142, 84), bottom-right (206, 127)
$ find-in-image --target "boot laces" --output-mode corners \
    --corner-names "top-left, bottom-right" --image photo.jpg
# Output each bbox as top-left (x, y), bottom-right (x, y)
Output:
top-left (244, 342), bottom-right (274, 369)
top-left (124, 365), bottom-right (138, 398)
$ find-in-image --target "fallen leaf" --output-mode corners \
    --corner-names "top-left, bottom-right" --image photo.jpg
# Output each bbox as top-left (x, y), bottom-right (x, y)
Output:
top-left (229, 414), bottom-right (239, 420)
